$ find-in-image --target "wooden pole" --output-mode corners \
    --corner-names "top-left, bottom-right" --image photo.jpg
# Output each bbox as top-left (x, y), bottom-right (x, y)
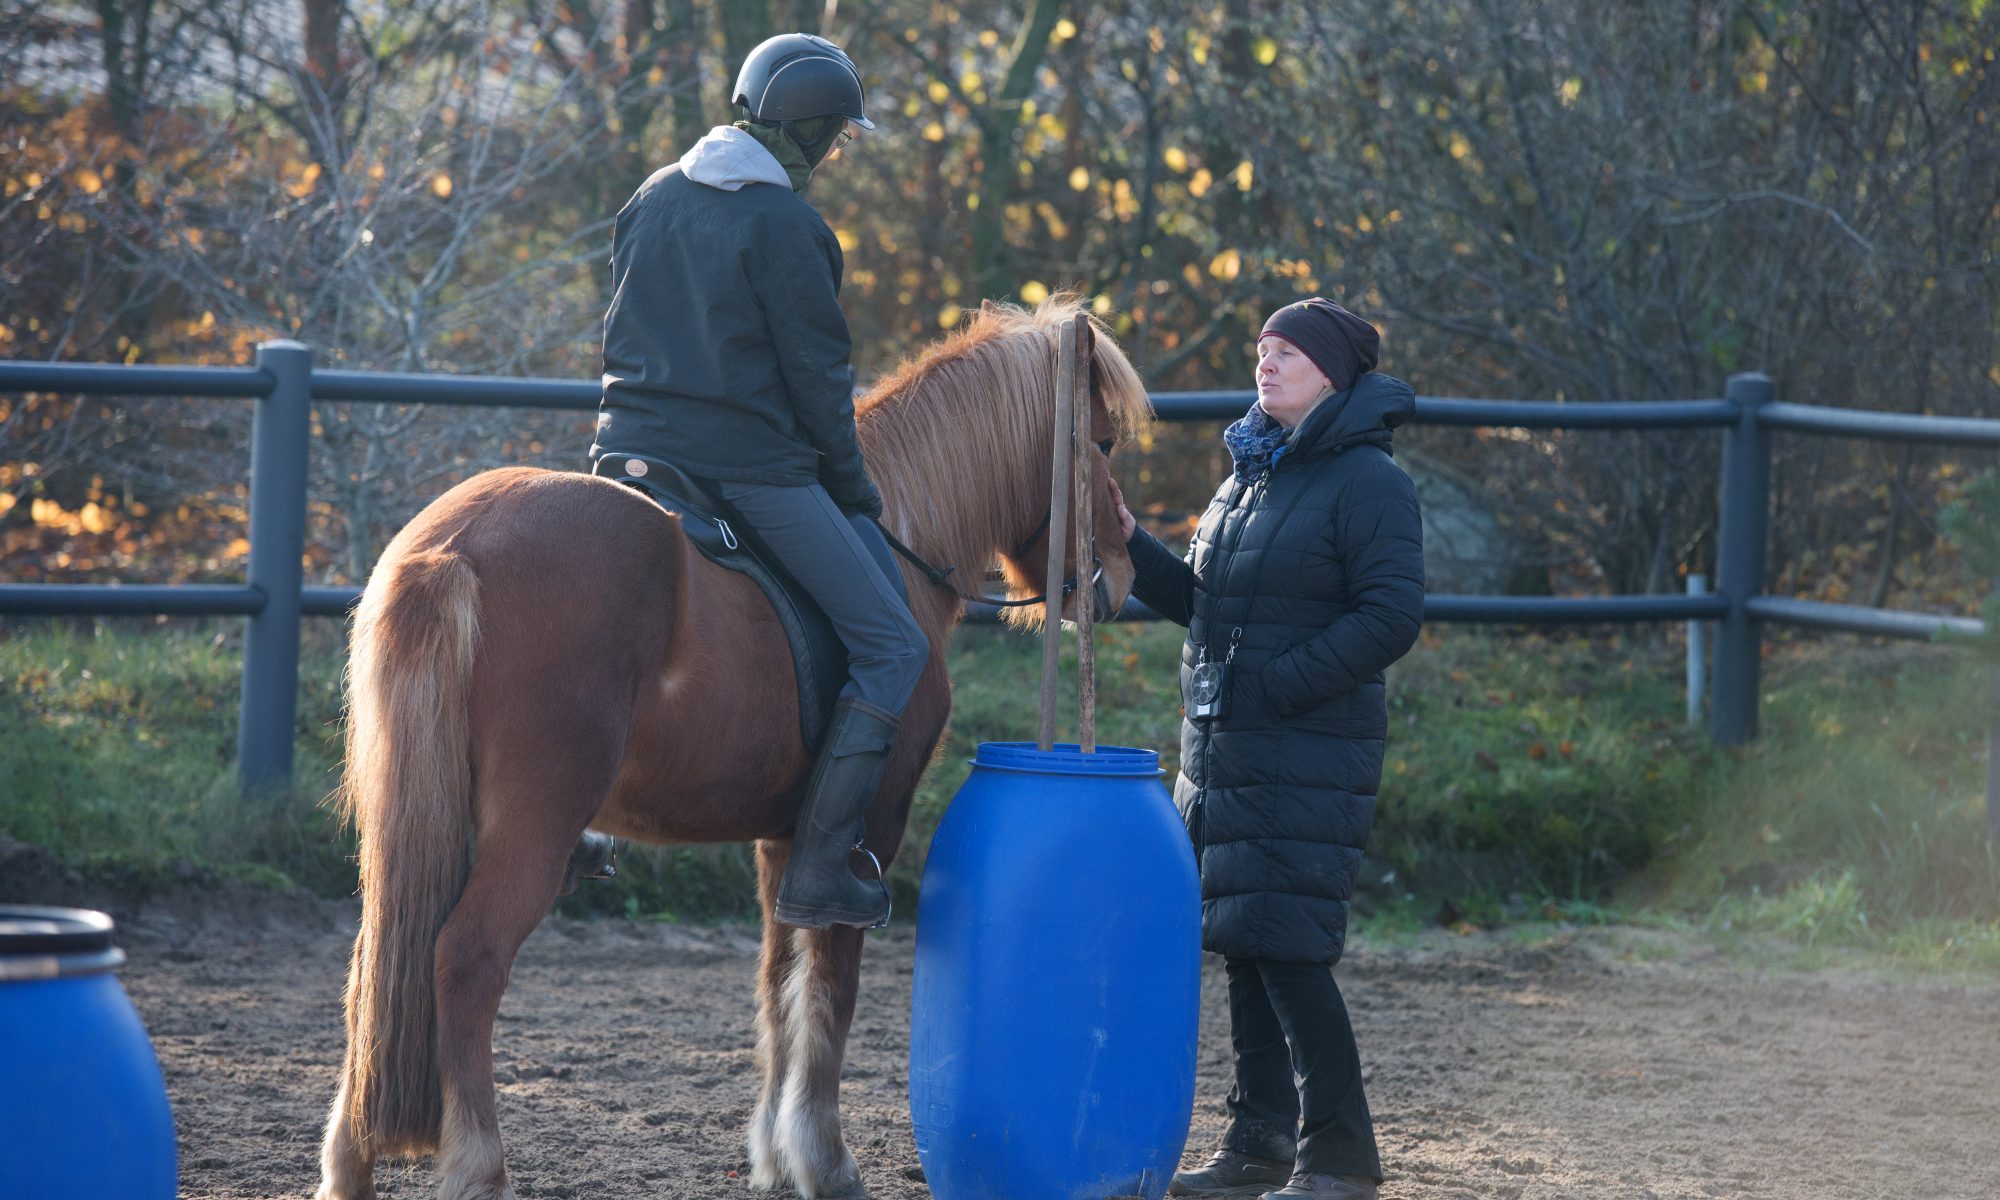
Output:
top-left (1072, 318), bottom-right (1097, 753)
top-left (1038, 316), bottom-right (1078, 751)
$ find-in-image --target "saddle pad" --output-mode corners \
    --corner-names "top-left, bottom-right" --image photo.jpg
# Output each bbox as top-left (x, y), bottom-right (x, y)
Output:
top-left (594, 456), bottom-right (846, 751)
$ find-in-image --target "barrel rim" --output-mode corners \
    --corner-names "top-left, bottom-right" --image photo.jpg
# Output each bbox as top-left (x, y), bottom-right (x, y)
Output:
top-left (0, 945), bottom-right (127, 982)
top-left (970, 741), bottom-right (1164, 777)
top-left (0, 905), bottom-right (117, 957)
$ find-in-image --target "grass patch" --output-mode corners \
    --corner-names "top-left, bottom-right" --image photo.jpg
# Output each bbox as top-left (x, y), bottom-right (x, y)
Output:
top-left (3, 616), bottom-right (1995, 969)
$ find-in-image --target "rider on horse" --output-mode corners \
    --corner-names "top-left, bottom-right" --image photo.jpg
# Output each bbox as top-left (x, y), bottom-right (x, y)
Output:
top-left (591, 34), bottom-right (925, 930)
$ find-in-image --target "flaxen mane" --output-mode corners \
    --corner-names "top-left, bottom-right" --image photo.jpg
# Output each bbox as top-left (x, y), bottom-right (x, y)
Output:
top-left (855, 295), bottom-right (1152, 628)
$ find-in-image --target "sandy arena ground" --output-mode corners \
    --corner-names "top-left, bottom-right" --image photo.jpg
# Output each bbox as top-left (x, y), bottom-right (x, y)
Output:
top-left (111, 902), bottom-right (1999, 1200)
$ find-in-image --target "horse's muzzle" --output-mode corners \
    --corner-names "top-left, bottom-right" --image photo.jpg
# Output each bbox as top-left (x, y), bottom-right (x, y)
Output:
top-left (1090, 572), bottom-right (1114, 624)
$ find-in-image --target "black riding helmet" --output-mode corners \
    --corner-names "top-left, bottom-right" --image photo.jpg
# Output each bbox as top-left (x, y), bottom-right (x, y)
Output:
top-left (733, 33), bottom-right (875, 167)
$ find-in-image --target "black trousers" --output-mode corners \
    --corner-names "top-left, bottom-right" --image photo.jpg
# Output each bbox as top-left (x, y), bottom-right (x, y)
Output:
top-left (1220, 956), bottom-right (1381, 1181)
top-left (712, 480), bottom-right (928, 721)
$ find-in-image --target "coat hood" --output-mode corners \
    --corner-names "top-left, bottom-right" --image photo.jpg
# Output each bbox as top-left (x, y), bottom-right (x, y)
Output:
top-left (1289, 370), bottom-right (1416, 460)
top-left (678, 125), bottom-right (794, 191)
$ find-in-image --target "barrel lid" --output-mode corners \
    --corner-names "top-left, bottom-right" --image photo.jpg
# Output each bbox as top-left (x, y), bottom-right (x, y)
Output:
top-left (0, 907), bottom-right (125, 981)
top-left (971, 742), bottom-right (1163, 777)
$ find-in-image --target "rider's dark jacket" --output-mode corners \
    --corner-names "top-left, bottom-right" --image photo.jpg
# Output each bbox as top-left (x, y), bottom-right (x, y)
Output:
top-left (1127, 372), bottom-right (1425, 966)
top-left (594, 125), bottom-right (880, 516)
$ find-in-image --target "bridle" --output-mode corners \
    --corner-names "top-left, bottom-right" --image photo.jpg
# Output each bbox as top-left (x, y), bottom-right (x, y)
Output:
top-left (877, 437), bottom-right (1116, 610)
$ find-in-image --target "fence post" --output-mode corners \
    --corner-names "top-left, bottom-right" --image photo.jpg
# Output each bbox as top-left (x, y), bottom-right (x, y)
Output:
top-left (238, 339), bottom-right (313, 795)
top-left (1711, 372), bottom-right (1773, 746)
top-left (1685, 573), bottom-right (1708, 728)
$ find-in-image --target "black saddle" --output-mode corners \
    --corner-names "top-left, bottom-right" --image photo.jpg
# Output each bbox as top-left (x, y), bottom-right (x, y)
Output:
top-left (591, 452), bottom-right (906, 751)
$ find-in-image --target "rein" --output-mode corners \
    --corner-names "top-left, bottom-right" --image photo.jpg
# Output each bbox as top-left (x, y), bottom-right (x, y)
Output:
top-left (873, 408), bottom-right (1118, 610)
top-left (874, 518), bottom-right (1099, 608)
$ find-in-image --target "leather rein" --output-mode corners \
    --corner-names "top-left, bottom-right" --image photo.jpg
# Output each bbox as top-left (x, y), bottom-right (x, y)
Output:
top-left (875, 437), bottom-right (1115, 610)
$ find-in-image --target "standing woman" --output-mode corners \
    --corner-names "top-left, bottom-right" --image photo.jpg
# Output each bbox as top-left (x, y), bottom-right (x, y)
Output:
top-left (1112, 299), bottom-right (1424, 1200)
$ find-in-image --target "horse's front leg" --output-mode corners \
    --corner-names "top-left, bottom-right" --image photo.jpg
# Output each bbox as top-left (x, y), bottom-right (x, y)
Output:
top-left (774, 920), bottom-right (869, 1198)
top-left (750, 838), bottom-right (803, 1191)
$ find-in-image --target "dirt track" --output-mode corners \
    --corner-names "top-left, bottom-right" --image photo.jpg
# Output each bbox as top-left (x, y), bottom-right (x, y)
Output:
top-left (117, 903), bottom-right (1999, 1200)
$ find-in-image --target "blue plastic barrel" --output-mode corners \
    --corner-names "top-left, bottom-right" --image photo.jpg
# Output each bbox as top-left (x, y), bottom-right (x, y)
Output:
top-left (0, 906), bottom-right (178, 1198)
top-left (910, 742), bottom-right (1201, 1200)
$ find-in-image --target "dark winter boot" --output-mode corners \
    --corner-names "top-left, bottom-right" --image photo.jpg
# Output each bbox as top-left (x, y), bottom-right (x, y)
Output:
top-left (1168, 1151), bottom-right (1294, 1197)
top-left (557, 830), bottom-right (619, 896)
top-left (774, 699), bottom-right (898, 929)
top-left (1260, 1172), bottom-right (1379, 1200)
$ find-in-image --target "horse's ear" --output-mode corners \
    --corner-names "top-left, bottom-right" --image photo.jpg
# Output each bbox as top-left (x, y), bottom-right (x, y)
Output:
top-left (979, 299), bottom-right (998, 315)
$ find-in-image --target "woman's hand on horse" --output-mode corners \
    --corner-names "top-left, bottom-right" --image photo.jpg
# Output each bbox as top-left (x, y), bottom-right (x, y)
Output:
top-left (1108, 475), bottom-right (1136, 542)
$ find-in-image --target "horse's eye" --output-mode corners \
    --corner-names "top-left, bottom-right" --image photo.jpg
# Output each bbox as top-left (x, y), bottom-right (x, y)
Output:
top-left (1096, 438), bottom-right (1116, 458)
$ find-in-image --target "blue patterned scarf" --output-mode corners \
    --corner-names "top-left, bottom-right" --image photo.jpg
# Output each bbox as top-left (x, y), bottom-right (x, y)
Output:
top-left (1223, 402), bottom-right (1292, 483)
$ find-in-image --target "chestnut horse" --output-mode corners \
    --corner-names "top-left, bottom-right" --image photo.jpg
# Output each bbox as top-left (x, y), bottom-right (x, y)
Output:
top-left (314, 298), bottom-right (1152, 1200)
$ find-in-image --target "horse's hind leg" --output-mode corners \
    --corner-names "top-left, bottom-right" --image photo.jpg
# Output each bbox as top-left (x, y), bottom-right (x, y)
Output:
top-left (749, 839), bottom-right (803, 1190)
top-left (433, 743), bottom-right (619, 1200)
top-left (775, 922), bottom-right (870, 1198)
top-left (315, 1072), bottom-right (375, 1200)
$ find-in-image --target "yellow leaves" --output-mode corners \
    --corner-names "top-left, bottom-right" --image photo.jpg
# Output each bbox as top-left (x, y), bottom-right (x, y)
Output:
top-left (958, 70), bottom-right (983, 95)
top-left (1067, 165), bottom-right (1090, 191)
top-left (1232, 160), bottom-right (1253, 191)
top-left (979, 30), bottom-right (999, 48)
top-left (431, 171), bottom-right (453, 198)
top-left (1092, 294), bottom-right (1113, 315)
top-left (904, 94), bottom-right (922, 118)
top-left (1163, 146), bottom-right (1188, 173)
top-left (1020, 280), bottom-right (1049, 305)
top-left (1111, 177), bottom-right (1139, 220)
top-left (1557, 78), bottom-right (1582, 107)
top-left (0, 493), bottom-right (13, 517)
top-left (1209, 248), bottom-right (1241, 280)
top-left (76, 168), bottom-right (104, 195)
top-left (833, 227), bottom-right (858, 252)
top-left (1182, 262), bottom-right (1203, 287)
top-left (923, 122), bottom-right (945, 142)
top-left (938, 303), bottom-right (963, 329)
top-left (646, 65), bottom-right (665, 88)
top-left (1188, 167), bottom-right (1212, 197)
top-left (1356, 213), bottom-right (1374, 233)
top-left (1448, 133), bottom-right (1471, 160)
top-left (1253, 37), bottom-right (1278, 66)
top-left (288, 161), bottom-right (321, 199)
top-left (1188, 30), bottom-right (1211, 65)
top-left (1052, 18), bottom-right (1077, 42)
top-left (225, 537), bottom-right (251, 559)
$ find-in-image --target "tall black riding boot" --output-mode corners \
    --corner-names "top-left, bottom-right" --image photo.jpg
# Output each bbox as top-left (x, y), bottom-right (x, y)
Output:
top-left (774, 699), bottom-right (899, 929)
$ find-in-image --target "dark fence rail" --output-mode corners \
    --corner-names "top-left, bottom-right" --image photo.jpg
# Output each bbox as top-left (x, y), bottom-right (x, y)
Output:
top-left (2, 349), bottom-right (1991, 792)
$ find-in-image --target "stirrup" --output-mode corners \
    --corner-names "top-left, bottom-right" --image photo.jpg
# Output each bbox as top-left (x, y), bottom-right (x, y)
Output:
top-left (853, 842), bottom-right (892, 931)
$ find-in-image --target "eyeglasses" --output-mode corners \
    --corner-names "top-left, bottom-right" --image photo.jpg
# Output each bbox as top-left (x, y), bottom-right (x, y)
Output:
top-left (832, 125), bottom-right (854, 154)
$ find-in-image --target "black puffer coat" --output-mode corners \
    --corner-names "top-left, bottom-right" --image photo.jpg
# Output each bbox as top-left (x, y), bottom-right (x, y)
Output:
top-left (1127, 372), bottom-right (1425, 964)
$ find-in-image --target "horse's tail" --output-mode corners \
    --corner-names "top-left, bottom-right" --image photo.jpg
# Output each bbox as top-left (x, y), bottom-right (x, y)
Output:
top-left (331, 546), bottom-right (482, 1158)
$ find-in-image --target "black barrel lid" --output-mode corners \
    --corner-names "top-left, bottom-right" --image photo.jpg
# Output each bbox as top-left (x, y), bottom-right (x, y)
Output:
top-left (0, 906), bottom-right (117, 956)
